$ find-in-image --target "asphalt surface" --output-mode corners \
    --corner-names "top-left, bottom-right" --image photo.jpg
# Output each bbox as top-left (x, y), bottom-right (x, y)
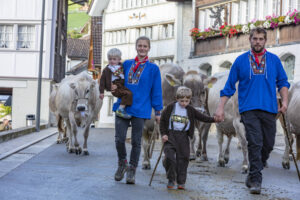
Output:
top-left (0, 128), bottom-right (299, 200)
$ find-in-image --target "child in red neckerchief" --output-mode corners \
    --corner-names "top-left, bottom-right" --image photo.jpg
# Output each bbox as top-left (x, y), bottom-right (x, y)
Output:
top-left (100, 48), bottom-right (132, 119)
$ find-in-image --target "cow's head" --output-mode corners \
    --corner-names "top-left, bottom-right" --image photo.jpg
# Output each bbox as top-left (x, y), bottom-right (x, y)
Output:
top-left (182, 71), bottom-right (206, 112)
top-left (69, 80), bottom-right (96, 112)
top-left (182, 71), bottom-right (218, 113)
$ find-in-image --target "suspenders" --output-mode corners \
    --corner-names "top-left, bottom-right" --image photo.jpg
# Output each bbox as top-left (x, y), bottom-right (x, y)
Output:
top-left (170, 105), bottom-right (189, 132)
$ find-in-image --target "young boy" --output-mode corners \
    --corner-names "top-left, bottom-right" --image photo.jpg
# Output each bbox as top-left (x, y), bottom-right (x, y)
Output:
top-left (100, 48), bottom-right (132, 119)
top-left (160, 86), bottom-right (218, 190)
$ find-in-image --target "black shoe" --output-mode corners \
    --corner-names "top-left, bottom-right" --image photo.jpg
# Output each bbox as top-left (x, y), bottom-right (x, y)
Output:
top-left (167, 180), bottom-right (175, 190)
top-left (245, 176), bottom-right (252, 188)
top-left (126, 166), bottom-right (136, 184)
top-left (250, 182), bottom-right (261, 194)
top-left (114, 160), bottom-right (128, 181)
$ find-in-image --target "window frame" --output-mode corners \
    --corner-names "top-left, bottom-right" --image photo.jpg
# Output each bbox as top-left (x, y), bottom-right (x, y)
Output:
top-left (0, 24), bottom-right (14, 49)
top-left (17, 24), bottom-right (35, 50)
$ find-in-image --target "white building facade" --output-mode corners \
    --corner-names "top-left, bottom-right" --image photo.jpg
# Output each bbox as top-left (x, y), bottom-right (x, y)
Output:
top-left (89, 0), bottom-right (193, 127)
top-left (0, 0), bottom-right (61, 128)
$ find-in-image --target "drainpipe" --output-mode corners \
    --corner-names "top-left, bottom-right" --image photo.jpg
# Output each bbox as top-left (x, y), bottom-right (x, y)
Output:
top-left (176, 2), bottom-right (183, 66)
top-left (36, 0), bottom-right (46, 132)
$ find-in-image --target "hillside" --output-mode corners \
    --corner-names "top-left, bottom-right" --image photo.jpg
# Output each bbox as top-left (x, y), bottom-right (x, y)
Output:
top-left (68, 0), bottom-right (90, 32)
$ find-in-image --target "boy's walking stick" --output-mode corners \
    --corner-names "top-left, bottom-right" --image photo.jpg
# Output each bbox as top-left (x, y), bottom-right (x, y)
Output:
top-left (279, 99), bottom-right (300, 181)
top-left (149, 143), bottom-right (165, 186)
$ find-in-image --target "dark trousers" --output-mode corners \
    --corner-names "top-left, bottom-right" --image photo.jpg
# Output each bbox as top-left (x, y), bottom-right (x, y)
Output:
top-left (241, 110), bottom-right (276, 183)
top-left (163, 130), bottom-right (190, 184)
top-left (115, 116), bottom-right (145, 167)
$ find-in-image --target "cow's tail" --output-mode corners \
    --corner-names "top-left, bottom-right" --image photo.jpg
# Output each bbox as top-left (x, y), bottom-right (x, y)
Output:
top-left (49, 84), bottom-right (59, 112)
top-left (296, 135), bottom-right (300, 160)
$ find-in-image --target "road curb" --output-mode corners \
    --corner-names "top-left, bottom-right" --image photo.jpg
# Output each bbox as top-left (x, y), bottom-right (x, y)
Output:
top-left (0, 130), bottom-right (57, 161)
top-left (0, 124), bottom-right (48, 144)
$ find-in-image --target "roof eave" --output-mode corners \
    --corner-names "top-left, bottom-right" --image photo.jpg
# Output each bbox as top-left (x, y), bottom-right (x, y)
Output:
top-left (88, 0), bottom-right (109, 16)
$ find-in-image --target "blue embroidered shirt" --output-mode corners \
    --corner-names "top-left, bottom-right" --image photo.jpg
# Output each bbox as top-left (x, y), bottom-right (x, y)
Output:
top-left (113, 59), bottom-right (163, 119)
top-left (220, 51), bottom-right (290, 114)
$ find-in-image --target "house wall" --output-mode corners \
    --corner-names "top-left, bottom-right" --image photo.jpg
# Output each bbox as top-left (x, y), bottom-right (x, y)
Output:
top-left (0, 0), bottom-right (58, 129)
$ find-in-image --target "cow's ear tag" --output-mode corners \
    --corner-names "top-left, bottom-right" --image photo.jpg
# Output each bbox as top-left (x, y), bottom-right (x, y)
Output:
top-left (208, 83), bottom-right (213, 88)
top-left (169, 80), bottom-right (176, 86)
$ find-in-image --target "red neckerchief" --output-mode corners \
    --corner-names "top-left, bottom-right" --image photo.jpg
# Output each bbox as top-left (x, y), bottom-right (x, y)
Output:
top-left (133, 56), bottom-right (148, 73)
top-left (251, 49), bottom-right (266, 66)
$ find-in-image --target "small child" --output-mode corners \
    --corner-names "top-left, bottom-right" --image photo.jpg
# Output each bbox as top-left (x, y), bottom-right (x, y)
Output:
top-left (100, 48), bottom-right (132, 119)
top-left (160, 86), bottom-right (218, 190)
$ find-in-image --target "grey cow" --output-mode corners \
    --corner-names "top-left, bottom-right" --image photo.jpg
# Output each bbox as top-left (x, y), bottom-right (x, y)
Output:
top-left (282, 81), bottom-right (300, 169)
top-left (49, 72), bottom-right (102, 155)
top-left (196, 72), bottom-right (249, 173)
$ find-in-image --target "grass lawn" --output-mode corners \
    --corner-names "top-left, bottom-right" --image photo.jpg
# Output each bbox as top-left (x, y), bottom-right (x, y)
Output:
top-left (68, 0), bottom-right (82, 11)
top-left (68, 12), bottom-right (90, 31)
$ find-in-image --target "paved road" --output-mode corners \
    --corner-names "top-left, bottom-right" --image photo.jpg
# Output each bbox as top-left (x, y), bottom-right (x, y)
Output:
top-left (0, 128), bottom-right (299, 200)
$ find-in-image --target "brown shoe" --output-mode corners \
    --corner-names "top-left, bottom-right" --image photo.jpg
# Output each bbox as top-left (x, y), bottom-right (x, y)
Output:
top-left (167, 180), bottom-right (175, 190)
top-left (177, 184), bottom-right (185, 190)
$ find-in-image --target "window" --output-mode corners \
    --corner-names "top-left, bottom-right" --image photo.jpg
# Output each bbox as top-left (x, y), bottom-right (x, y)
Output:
top-left (112, 32), bottom-right (117, 44)
top-left (290, 0), bottom-right (300, 12)
top-left (17, 25), bottom-right (35, 49)
top-left (167, 24), bottom-right (174, 38)
top-left (121, 30), bottom-right (126, 43)
top-left (0, 25), bottom-right (13, 48)
top-left (263, 0), bottom-right (270, 17)
top-left (122, 0), bottom-right (127, 9)
top-left (272, 0), bottom-right (280, 15)
top-left (199, 10), bottom-right (205, 31)
top-left (283, 55), bottom-right (295, 80)
top-left (239, 0), bottom-right (249, 24)
top-left (146, 27), bottom-right (152, 39)
top-left (232, 2), bottom-right (239, 25)
top-left (127, 0), bottom-right (131, 8)
top-left (160, 23), bottom-right (174, 39)
top-left (140, 27), bottom-right (146, 36)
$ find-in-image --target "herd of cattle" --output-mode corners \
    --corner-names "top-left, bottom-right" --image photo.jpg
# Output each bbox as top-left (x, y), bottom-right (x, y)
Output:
top-left (49, 64), bottom-right (300, 173)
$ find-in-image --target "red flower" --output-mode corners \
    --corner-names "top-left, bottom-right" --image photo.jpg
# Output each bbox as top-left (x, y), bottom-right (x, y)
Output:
top-left (229, 28), bottom-right (238, 37)
top-left (190, 28), bottom-right (200, 33)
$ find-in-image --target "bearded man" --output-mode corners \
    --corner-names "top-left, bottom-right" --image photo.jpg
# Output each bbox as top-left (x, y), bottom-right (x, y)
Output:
top-left (214, 27), bottom-right (290, 194)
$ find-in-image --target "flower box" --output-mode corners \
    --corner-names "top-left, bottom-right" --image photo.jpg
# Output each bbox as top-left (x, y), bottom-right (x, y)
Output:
top-left (194, 35), bottom-right (226, 56)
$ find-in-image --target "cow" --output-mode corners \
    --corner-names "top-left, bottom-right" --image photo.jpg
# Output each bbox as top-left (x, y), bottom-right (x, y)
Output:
top-left (196, 72), bottom-right (249, 173)
top-left (282, 81), bottom-right (300, 169)
top-left (141, 111), bottom-right (160, 169)
top-left (49, 81), bottom-right (69, 144)
top-left (49, 72), bottom-right (102, 155)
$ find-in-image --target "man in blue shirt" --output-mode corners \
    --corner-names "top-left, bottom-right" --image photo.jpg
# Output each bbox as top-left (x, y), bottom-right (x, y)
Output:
top-left (215, 28), bottom-right (289, 194)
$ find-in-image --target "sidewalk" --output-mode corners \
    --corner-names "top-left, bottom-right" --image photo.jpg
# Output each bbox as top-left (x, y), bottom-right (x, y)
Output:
top-left (0, 128), bottom-right (57, 178)
top-left (0, 128), bottom-right (57, 160)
